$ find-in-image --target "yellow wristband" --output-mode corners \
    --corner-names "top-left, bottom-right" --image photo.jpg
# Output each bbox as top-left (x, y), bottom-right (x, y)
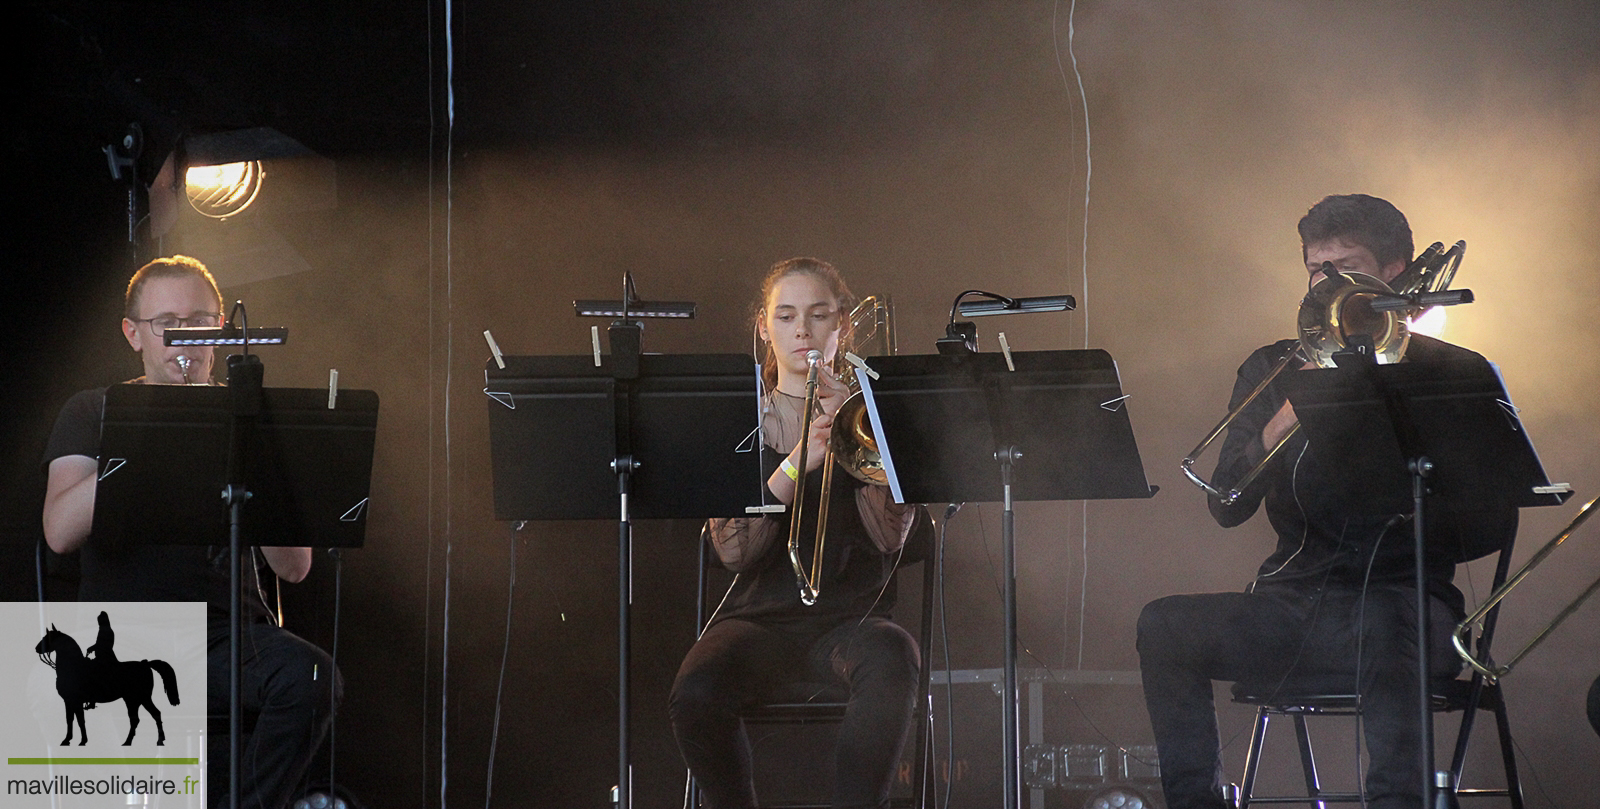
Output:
top-left (780, 457), bottom-right (801, 482)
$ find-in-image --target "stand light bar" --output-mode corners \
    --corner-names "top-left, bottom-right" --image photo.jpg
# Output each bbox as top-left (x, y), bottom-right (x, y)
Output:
top-left (574, 300), bottom-right (696, 319)
top-left (957, 294), bottom-right (1076, 317)
top-left (164, 327), bottom-right (289, 346)
top-left (1368, 289), bottom-right (1475, 312)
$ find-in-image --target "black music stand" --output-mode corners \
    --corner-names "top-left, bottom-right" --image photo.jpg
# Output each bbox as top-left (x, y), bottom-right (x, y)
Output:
top-left (857, 349), bottom-right (1157, 809)
top-left (92, 376), bottom-right (378, 809)
top-left (484, 350), bottom-right (763, 809)
top-left (95, 384), bottom-right (378, 548)
top-left (1280, 353), bottom-right (1566, 806)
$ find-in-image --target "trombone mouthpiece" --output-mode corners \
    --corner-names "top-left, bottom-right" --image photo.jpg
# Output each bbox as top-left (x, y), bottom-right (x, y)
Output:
top-left (176, 355), bottom-right (192, 383)
top-left (806, 349), bottom-right (822, 365)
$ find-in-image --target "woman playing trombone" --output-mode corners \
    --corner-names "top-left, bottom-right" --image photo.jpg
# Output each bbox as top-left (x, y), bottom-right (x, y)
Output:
top-left (669, 257), bottom-right (924, 809)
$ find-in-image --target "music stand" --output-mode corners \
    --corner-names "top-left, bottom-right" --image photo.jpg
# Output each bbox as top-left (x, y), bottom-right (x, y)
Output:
top-left (485, 354), bottom-right (765, 520)
top-left (484, 350), bottom-right (763, 809)
top-left (1280, 353), bottom-right (1567, 806)
top-left (92, 376), bottom-right (379, 809)
top-left (95, 384), bottom-right (378, 548)
top-left (857, 348), bottom-right (1157, 809)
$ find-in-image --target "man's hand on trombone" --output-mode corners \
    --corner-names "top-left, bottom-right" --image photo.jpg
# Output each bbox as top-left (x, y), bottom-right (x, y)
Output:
top-left (1260, 358), bottom-right (1316, 453)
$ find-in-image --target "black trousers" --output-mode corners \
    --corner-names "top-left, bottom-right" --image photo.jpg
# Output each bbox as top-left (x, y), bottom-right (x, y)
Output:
top-left (1136, 582), bottom-right (1460, 809)
top-left (670, 615), bottom-right (919, 809)
top-left (207, 618), bottom-right (341, 809)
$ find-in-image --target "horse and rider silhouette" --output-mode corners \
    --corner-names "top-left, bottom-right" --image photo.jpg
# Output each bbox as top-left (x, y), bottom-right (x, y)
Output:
top-left (35, 612), bottom-right (180, 746)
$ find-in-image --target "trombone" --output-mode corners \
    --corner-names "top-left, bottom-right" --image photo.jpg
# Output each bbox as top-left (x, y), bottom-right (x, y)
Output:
top-left (786, 295), bottom-right (893, 605)
top-left (1455, 496), bottom-right (1600, 682)
top-left (1180, 241), bottom-right (1465, 505)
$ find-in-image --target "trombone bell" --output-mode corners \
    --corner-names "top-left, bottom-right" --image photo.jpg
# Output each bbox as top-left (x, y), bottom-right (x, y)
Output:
top-left (1180, 263), bottom-right (1450, 505)
top-left (1297, 271), bottom-right (1410, 368)
top-left (829, 392), bottom-right (887, 486)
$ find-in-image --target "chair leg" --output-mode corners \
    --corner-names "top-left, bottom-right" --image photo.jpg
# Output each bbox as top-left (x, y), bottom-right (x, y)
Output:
top-left (1490, 686), bottom-right (1524, 809)
top-left (1290, 714), bottom-right (1327, 809)
top-left (911, 547), bottom-right (937, 809)
top-left (909, 691), bottom-right (931, 809)
top-left (1449, 673), bottom-right (1486, 781)
top-left (1238, 708), bottom-right (1271, 809)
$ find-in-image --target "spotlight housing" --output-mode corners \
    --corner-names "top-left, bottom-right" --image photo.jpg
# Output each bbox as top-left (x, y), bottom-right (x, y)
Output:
top-left (186, 161), bottom-right (264, 218)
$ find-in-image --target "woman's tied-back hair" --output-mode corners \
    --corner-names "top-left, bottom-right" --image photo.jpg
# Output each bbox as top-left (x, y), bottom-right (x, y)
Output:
top-left (754, 257), bottom-right (857, 392)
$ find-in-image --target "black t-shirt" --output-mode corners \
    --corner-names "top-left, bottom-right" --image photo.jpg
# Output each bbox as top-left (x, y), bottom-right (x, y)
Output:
top-left (43, 384), bottom-right (274, 620)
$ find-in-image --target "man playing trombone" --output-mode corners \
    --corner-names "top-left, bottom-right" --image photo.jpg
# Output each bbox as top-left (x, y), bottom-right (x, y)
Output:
top-left (1136, 194), bottom-right (1518, 809)
top-left (42, 256), bottom-right (340, 809)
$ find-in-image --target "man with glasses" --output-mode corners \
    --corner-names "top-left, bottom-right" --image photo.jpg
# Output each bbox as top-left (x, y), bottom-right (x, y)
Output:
top-left (42, 255), bottom-right (340, 809)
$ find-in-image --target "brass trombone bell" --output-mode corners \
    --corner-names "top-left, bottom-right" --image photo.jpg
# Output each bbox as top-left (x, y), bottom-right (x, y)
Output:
top-left (1179, 241), bottom-right (1465, 505)
top-left (1180, 271), bottom-right (1410, 504)
top-left (829, 391), bottom-right (887, 486)
top-left (1295, 271), bottom-right (1411, 369)
top-left (1454, 496), bottom-right (1600, 682)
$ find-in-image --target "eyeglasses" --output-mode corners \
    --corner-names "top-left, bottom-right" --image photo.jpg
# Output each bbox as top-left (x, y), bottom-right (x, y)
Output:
top-left (130, 314), bottom-right (223, 335)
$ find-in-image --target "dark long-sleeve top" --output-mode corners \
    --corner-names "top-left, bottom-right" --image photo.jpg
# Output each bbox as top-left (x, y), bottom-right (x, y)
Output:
top-left (1206, 335), bottom-right (1518, 616)
top-left (706, 444), bottom-right (919, 630)
top-left (702, 388), bottom-right (925, 630)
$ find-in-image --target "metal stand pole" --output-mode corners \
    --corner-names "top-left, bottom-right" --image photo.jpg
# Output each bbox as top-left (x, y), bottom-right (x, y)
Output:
top-left (223, 352), bottom-right (263, 809)
top-left (1411, 456), bottom-right (1436, 809)
top-left (227, 497), bottom-right (243, 809)
top-left (612, 457), bottom-right (636, 809)
top-left (997, 446), bottom-right (1022, 809)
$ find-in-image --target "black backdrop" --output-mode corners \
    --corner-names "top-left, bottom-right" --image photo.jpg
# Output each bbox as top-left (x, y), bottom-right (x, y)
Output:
top-left (13, 2), bottom-right (1600, 807)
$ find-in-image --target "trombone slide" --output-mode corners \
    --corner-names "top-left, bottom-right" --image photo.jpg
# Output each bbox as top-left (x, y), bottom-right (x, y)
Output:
top-left (786, 351), bottom-right (825, 606)
top-left (1180, 348), bottom-right (1303, 506)
top-left (1454, 496), bottom-right (1600, 681)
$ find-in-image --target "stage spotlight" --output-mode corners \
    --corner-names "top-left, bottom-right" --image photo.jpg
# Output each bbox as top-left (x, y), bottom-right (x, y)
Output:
top-left (293, 784), bottom-right (364, 809)
top-left (182, 126), bottom-right (320, 221)
top-left (186, 160), bottom-right (264, 218)
top-left (292, 792), bottom-right (346, 809)
top-left (1082, 784), bottom-right (1159, 809)
top-left (175, 127), bottom-right (333, 286)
